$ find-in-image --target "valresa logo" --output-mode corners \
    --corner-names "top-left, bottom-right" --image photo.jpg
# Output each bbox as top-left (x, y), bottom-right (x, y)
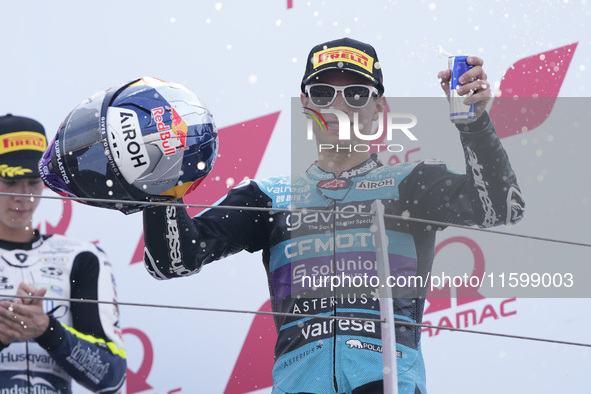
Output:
top-left (303, 107), bottom-right (418, 153)
top-left (152, 106), bottom-right (188, 156)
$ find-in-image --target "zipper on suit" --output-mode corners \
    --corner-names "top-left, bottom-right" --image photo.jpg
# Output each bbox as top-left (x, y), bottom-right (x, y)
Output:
top-left (331, 199), bottom-right (339, 394)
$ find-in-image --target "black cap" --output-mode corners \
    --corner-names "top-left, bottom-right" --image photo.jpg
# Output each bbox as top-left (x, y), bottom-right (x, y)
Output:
top-left (0, 114), bottom-right (47, 178)
top-left (301, 37), bottom-right (384, 95)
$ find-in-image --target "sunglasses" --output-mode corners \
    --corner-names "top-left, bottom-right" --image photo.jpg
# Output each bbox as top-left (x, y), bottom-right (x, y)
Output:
top-left (305, 84), bottom-right (380, 108)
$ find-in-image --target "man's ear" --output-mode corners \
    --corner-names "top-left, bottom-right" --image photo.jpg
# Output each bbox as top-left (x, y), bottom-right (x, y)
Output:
top-left (372, 95), bottom-right (387, 121)
top-left (300, 92), bottom-right (308, 106)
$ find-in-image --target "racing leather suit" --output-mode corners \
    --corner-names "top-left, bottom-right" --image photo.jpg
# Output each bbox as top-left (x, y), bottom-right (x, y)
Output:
top-left (0, 233), bottom-right (126, 394)
top-left (143, 112), bottom-right (524, 394)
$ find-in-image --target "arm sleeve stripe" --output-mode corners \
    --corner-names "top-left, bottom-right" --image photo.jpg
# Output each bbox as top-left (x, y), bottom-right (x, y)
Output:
top-left (61, 323), bottom-right (127, 359)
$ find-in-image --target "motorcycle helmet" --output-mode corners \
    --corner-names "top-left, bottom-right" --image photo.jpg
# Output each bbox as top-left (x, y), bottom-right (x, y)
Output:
top-left (39, 77), bottom-right (218, 214)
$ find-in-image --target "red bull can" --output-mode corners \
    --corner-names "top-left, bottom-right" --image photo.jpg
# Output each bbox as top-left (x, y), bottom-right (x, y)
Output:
top-left (448, 56), bottom-right (476, 123)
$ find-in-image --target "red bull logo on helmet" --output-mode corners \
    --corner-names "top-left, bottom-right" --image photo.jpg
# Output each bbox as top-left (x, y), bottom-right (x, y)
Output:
top-left (152, 106), bottom-right (188, 156)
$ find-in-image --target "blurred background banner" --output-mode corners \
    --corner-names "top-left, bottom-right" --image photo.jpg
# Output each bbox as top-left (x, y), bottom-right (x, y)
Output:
top-left (2, 1), bottom-right (589, 393)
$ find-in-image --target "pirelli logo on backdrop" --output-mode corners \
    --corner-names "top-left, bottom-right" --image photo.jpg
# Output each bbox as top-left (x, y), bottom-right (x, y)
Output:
top-left (313, 46), bottom-right (374, 73)
top-left (0, 131), bottom-right (47, 155)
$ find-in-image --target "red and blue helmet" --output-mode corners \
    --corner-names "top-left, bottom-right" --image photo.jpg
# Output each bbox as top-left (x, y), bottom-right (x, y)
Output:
top-left (39, 77), bottom-right (218, 214)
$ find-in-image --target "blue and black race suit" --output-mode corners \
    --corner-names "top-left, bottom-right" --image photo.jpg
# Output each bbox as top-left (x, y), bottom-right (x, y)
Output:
top-left (143, 112), bottom-right (524, 394)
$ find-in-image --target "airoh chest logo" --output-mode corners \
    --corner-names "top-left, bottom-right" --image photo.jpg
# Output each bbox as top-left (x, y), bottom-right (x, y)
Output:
top-left (355, 177), bottom-right (396, 190)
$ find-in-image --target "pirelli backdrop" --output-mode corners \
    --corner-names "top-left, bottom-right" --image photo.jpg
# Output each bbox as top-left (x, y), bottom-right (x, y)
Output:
top-left (1, 1), bottom-right (590, 393)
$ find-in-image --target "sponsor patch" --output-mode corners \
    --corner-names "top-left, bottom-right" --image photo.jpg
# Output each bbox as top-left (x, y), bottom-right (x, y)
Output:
top-left (340, 160), bottom-right (379, 178)
top-left (166, 206), bottom-right (192, 276)
top-left (0, 165), bottom-right (33, 177)
top-left (40, 266), bottom-right (63, 277)
top-left (345, 339), bottom-right (402, 357)
top-left (355, 177), bottom-right (396, 190)
top-left (107, 107), bottom-right (150, 184)
top-left (0, 131), bottom-right (47, 155)
top-left (0, 276), bottom-right (14, 291)
top-left (152, 106), bottom-right (188, 156)
top-left (317, 178), bottom-right (352, 190)
top-left (313, 46), bottom-right (375, 74)
top-left (67, 342), bottom-right (110, 382)
top-left (466, 147), bottom-right (497, 227)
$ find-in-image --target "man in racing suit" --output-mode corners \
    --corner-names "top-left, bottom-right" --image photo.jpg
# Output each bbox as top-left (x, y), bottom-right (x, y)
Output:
top-left (142, 38), bottom-right (525, 393)
top-left (0, 114), bottom-right (126, 393)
